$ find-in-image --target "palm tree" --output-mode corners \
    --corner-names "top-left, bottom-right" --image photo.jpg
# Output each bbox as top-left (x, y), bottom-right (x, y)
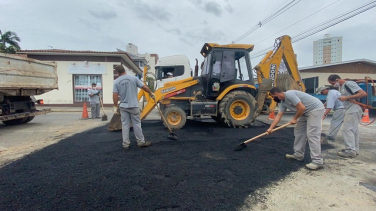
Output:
top-left (0, 30), bottom-right (21, 54)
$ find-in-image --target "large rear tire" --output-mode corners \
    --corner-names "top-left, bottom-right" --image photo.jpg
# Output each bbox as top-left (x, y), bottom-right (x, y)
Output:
top-left (163, 106), bottom-right (187, 130)
top-left (218, 90), bottom-right (257, 128)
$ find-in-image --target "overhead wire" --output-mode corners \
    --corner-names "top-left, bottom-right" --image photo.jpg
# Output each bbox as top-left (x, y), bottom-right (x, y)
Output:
top-left (232, 0), bottom-right (302, 43)
top-left (250, 0), bottom-right (376, 59)
top-left (254, 0), bottom-right (341, 46)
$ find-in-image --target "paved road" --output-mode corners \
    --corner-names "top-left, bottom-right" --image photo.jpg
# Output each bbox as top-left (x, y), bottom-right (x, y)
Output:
top-left (0, 111), bottom-right (375, 210)
top-left (0, 114), bottom-right (306, 210)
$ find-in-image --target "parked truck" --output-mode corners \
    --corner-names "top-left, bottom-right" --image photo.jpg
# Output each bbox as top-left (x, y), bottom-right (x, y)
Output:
top-left (0, 53), bottom-right (58, 125)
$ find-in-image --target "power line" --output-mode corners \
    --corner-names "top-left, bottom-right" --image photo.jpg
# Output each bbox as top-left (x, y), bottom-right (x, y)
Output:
top-left (254, 0), bottom-right (341, 45)
top-left (250, 0), bottom-right (376, 59)
top-left (232, 0), bottom-right (302, 44)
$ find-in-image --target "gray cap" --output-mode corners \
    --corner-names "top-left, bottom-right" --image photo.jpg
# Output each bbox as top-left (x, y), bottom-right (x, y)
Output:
top-left (316, 86), bottom-right (328, 94)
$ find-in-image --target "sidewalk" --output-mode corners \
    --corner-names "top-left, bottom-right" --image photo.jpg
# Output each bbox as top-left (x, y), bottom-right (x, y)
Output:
top-left (36, 105), bottom-right (162, 120)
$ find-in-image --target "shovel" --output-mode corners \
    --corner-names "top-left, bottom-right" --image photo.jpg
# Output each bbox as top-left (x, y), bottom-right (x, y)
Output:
top-left (152, 98), bottom-right (179, 140)
top-left (234, 122), bottom-right (292, 151)
top-left (99, 94), bottom-right (107, 121)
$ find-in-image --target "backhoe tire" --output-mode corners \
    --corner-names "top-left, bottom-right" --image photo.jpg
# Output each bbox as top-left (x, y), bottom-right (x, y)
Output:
top-left (218, 90), bottom-right (257, 128)
top-left (163, 106), bottom-right (187, 130)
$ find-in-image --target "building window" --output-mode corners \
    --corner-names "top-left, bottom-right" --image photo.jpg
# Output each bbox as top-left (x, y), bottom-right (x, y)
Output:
top-left (113, 65), bottom-right (120, 80)
top-left (73, 75), bottom-right (102, 102)
top-left (302, 76), bottom-right (319, 94)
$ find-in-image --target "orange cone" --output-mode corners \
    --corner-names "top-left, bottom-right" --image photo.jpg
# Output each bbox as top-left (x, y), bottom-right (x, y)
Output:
top-left (268, 110), bottom-right (275, 120)
top-left (361, 109), bottom-right (370, 123)
top-left (80, 102), bottom-right (89, 120)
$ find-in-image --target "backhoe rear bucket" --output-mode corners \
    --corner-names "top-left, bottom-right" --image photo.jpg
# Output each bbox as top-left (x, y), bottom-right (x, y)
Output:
top-left (108, 113), bottom-right (122, 131)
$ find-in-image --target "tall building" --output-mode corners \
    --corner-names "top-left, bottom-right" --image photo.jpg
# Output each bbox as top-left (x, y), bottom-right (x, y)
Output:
top-left (313, 34), bottom-right (342, 65)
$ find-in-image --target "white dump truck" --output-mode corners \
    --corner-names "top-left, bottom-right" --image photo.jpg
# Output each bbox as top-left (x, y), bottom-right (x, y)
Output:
top-left (0, 53), bottom-right (58, 125)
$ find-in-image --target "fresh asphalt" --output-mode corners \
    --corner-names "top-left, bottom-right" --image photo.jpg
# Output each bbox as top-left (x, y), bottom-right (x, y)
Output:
top-left (0, 114), bottom-right (330, 210)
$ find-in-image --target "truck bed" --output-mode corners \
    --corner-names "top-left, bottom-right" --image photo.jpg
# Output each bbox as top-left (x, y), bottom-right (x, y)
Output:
top-left (0, 53), bottom-right (58, 96)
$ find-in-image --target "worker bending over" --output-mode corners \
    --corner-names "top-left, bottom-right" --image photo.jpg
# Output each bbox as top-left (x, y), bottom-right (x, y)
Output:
top-left (327, 74), bottom-right (367, 158)
top-left (267, 87), bottom-right (325, 170)
top-left (316, 86), bottom-right (344, 142)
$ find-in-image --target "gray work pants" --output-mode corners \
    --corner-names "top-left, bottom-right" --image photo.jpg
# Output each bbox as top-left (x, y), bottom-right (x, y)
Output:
top-left (120, 107), bottom-right (145, 147)
top-left (293, 109), bottom-right (324, 165)
top-left (342, 110), bottom-right (362, 153)
top-left (90, 103), bottom-right (100, 118)
top-left (328, 108), bottom-right (345, 140)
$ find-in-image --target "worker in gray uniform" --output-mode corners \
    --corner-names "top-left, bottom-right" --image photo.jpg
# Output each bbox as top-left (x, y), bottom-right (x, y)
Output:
top-left (267, 87), bottom-right (325, 170)
top-left (316, 86), bottom-right (344, 141)
top-left (88, 83), bottom-right (101, 119)
top-left (327, 75), bottom-right (367, 158)
top-left (113, 65), bottom-right (155, 150)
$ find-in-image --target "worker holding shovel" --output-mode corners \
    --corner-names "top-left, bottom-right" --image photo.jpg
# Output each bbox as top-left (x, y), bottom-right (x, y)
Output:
top-left (113, 65), bottom-right (155, 150)
top-left (267, 87), bottom-right (325, 170)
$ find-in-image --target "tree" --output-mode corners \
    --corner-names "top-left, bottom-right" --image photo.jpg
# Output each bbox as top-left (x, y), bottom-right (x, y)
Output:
top-left (0, 30), bottom-right (21, 54)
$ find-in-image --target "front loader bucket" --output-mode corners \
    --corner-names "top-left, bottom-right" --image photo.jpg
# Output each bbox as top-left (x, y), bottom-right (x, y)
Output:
top-left (108, 113), bottom-right (122, 131)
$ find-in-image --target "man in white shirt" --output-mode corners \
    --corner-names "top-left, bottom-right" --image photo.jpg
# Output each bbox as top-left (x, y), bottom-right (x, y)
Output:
top-left (87, 83), bottom-right (100, 119)
top-left (327, 75), bottom-right (367, 158)
top-left (316, 86), bottom-right (344, 141)
top-left (267, 87), bottom-right (325, 170)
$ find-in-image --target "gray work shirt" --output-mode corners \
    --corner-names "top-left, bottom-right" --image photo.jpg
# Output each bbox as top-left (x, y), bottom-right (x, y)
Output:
top-left (279, 90), bottom-right (324, 114)
top-left (87, 89), bottom-right (100, 104)
top-left (113, 74), bottom-right (144, 108)
top-left (326, 89), bottom-right (344, 110)
top-left (340, 81), bottom-right (362, 114)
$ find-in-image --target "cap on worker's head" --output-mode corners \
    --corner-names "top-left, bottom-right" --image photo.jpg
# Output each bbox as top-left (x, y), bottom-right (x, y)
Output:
top-left (167, 72), bottom-right (173, 76)
top-left (92, 83), bottom-right (96, 86)
top-left (316, 86), bottom-right (328, 94)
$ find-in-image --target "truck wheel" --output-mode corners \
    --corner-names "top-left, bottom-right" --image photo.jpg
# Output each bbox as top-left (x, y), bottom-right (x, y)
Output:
top-left (163, 106), bottom-right (187, 130)
top-left (211, 115), bottom-right (222, 124)
top-left (219, 90), bottom-right (257, 128)
top-left (24, 116), bottom-right (35, 123)
top-left (2, 118), bottom-right (27, 126)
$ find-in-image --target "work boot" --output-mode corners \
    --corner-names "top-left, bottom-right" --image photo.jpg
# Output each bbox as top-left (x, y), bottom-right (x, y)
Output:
top-left (338, 150), bottom-right (357, 158)
top-left (305, 162), bottom-right (323, 170)
top-left (285, 154), bottom-right (304, 161)
top-left (122, 145), bottom-right (130, 150)
top-left (137, 141), bottom-right (152, 148)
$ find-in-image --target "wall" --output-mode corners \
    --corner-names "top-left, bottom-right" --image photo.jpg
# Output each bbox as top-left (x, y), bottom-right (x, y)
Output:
top-left (301, 72), bottom-right (376, 87)
top-left (36, 61), bottom-right (121, 105)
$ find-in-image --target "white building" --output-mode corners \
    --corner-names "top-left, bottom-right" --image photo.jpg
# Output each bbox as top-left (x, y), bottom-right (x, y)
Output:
top-left (313, 34), bottom-right (342, 66)
top-left (18, 50), bottom-right (144, 106)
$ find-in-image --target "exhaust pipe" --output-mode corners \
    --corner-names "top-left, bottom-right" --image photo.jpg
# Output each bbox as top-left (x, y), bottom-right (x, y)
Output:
top-left (194, 59), bottom-right (199, 76)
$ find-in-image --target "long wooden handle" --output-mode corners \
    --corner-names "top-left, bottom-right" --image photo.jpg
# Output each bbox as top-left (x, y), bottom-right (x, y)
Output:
top-left (99, 95), bottom-right (106, 114)
top-left (153, 99), bottom-right (173, 133)
top-left (243, 122), bottom-right (292, 144)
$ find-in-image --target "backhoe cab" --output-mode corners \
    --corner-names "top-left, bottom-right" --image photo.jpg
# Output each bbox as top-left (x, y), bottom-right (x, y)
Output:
top-left (140, 42), bottom-right (260, 130)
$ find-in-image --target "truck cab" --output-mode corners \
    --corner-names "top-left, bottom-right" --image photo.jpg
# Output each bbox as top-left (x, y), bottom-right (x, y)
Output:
top-left (155, 55), bottom-right (192, 89)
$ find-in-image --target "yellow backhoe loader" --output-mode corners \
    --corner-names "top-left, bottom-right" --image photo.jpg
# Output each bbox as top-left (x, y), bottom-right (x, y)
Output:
top-left (108, 35), bottom-right (305, 131)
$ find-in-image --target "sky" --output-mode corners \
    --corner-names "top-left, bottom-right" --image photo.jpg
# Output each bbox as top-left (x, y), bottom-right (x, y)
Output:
top-left (1, 0), bottom-right (376, 69)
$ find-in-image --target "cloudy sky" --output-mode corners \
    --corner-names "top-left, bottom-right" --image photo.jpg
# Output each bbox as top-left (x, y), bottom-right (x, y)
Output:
top-left (1, 0), bottom-right (375, 68)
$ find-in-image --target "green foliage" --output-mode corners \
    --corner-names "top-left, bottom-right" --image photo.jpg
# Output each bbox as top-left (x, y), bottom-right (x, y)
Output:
top-left (0, 30), bottom-right (21, 54)
top-left (146, 77), bottom-right (155, 92)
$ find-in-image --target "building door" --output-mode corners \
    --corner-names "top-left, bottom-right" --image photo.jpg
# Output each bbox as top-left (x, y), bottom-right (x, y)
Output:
top-left (73, 75), bottom-right (102, 102)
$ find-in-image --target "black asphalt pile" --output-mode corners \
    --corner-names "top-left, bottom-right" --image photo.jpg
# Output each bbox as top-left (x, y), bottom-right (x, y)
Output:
top-left (0, 119), bottom-right (312, 210)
